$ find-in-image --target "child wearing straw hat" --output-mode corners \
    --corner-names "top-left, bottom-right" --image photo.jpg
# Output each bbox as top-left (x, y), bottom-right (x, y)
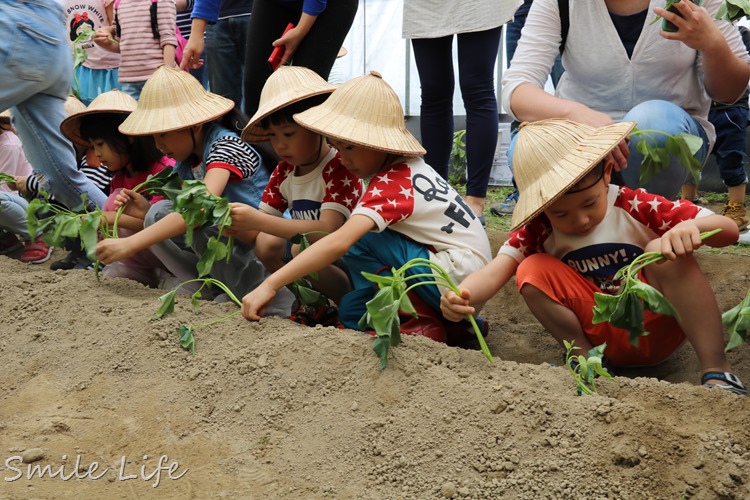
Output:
top-left (61, 89), bottom-right (174, 285)
top-left (96, 66), bottom-right (294, 315)
top-left (441, 118), bottom-right (746, 395)
top-left (241, 71), bottom-right (492, 344)
top-left (229, 66), bottom-right (364, 326)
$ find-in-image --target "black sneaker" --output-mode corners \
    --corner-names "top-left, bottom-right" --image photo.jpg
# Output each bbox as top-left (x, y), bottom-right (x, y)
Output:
top-left (74, 255), bottom-right (98, 271)
top-left (50, 250), bottom-right (85, 271)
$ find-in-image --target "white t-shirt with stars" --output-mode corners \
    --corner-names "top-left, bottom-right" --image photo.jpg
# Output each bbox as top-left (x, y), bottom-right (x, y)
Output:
top-left (352, 156), bottom-right (492, 285)
top-left (499, 185), bottom-right (713, 292)
top-left (259, 149), bottom-right (363, 220)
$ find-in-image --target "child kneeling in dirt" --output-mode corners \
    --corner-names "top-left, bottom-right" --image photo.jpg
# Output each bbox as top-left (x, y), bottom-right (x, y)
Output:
top-left (441, 118), bottom-right (747, 395)
top-left (241, 71), bottom-right (492, 344)
top-left (228, 66), bottom-right (364, 327)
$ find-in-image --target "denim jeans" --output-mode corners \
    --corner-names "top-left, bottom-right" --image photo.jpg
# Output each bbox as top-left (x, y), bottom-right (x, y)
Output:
top-left (206, 15), bottom-right (250, 109)
top-left (709, 106), bottom-right (749, 187)
top-left (0, 0), bottom-right (107, 209)
top-left (0, 192), bottom-right (30, 240)
top-left (506, 100), bottom-right (710, 201)
top-left (120, 81), bottom-right (147, 101)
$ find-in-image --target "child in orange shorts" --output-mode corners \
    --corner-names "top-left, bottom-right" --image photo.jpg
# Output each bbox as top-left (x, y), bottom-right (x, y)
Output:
top-left (441, 118), bottom-right (746, 395)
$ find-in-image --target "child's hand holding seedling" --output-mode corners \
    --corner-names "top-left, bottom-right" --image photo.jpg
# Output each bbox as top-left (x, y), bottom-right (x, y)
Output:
top-left (114, 188), bottom-right (151, 220)
top-left (440, 288), bottom-right (475, 322)
top-left (96, 236), bottom-right (138, 264)
top-left (226, 203), bottom-right (263, 235)
top-left (241, 281), bottom-right (278, 321)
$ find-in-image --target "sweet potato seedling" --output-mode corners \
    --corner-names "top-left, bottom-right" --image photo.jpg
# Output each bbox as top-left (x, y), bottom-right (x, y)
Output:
top-left (289, 232), bottom-right (328, 307)
top-left (111, 168), bottom-right (183, 236)
top-left (154, 277), bottom-right (243, 353)
top-left (563, 340), bottom-right (613, 396)
top-left (592, 229), bottom-right (721, 345)
top-left (629, 128), bottom-right (703, 186)
top-left (715, 0), bottom-right (750, 23)
top-left (359, 258), bottom-right (494, 369)
top-left (723, 288), bottom-right (750, 351)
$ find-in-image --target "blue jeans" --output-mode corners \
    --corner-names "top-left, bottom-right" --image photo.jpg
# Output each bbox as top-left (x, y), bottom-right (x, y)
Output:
top-left (506, 100), bottom-right (709, 200)
top-left (709, 106), bottom-right (749, 187)
top-left (206, 15), bottom-right (250, 109)
top-left (338, 230), bottom-right (441, 330)
top-left (0, 192), bottom-right (30, 240)
top-left (412, 27), bottom-right (503, 199)
top-left (0, 0), bottom-right (107, 209)
top-left (120, 81), bottom-right (146, 101)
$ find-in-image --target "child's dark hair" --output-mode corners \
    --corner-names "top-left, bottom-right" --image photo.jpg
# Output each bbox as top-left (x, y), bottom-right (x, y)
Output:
top-left (260, 94), bottom-right (330, 130)
top-left (80, 114), bottom-right (164, 172)
top-left (566, 160), bottom-right (607, 194)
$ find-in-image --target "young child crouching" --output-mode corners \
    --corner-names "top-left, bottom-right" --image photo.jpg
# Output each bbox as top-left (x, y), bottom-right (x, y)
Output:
top-left (441, 118), bottom-right (746, 395)
top-left (228, 66), bottom-right (364, 326)
top-left (241, 71), bottom-right (492, 344)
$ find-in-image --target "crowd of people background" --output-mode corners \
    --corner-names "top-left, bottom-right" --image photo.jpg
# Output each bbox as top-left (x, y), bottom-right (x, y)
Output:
top-left (1, 0), bottom-right (749, 395)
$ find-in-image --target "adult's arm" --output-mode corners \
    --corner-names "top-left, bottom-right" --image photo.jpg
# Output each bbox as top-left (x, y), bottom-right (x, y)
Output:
top-left (659, 0), bottom-right (750, 104)
top-left (273, 1), bottom-right (328, 64)
top-left (180, 0), bottom-right (220, 69)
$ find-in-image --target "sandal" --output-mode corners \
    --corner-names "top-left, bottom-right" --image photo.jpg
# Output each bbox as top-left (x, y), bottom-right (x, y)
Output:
top-left (701, 371), bottom-right (747, 396)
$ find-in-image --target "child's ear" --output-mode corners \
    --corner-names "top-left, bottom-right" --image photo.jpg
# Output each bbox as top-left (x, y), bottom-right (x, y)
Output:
top-left (603, 159), bottom-right (615, 185)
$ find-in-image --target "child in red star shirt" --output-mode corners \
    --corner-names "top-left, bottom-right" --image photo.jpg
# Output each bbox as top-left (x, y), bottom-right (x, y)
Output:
top-left (228, 67), bottom-right (363, 326)
top-left (441, 118), bottom-right (746, 395)
top-left (240, 71), bottom-right (492, 345)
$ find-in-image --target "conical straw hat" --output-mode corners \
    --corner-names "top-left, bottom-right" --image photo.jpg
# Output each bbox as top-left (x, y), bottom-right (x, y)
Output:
top-left (63, 95), bottom-right (87, 117)
top-left (119, 66), bottom-right (234, 136)
top-left (0, 109), bottom-right (10, 119)
top-left (241, 66), bottom-right (336, 143)
top-left (510, 118), bottom-right (636, 232)
top-left (294, 71), bottom-right (426, 156)
top-left (60, 89), bottom-right (137, 147)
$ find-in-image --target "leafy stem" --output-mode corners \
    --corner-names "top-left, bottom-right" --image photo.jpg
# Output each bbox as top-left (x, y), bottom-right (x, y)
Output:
top-left (628, 128), bottom-right (703, 187)
top-left (563, 340), bottom-right (613, 396)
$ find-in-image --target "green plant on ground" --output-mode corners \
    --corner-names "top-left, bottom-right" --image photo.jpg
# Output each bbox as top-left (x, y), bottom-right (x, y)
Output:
top-left (723, 288), bottom-right (750, 351)
top-left (26, 193), bottom-right (111, 279)
top-left (154, 277), bottom-right (243, 352)
top-left (592, 229), bottom-right (721, 345)
top-left (359, 257), bottom-right (494, 369)
top-left (289, 232), bottom-right (329, 307)
top-left (563, 340), bottom-right (613, 395)
top-left (448, 129), bottom-right (467, 186)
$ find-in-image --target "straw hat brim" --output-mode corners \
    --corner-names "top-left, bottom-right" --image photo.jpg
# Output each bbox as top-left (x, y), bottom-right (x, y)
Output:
top-left (242, 87), bottom-right (336, 143)
top-left (120, 95), bottom-right (234, 136)
top-left (510, 121), bottom-right (636, 232)
top-left (0, 109), bottom-right (10, 119)
top-left (61, 108), bottom-right (132, 147)
top-left (294, 109), bottom-right (426, 156)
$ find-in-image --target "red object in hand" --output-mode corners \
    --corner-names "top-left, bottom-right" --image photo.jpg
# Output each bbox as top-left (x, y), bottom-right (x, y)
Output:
top-left (268, 23), bottom-right (295, 71)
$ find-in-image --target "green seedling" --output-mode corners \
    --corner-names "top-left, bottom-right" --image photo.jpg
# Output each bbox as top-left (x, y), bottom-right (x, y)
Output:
top-left (563, 340), bottom-right (613, 396)
top-left (111, 168), bottom-right (183, 236)
top-left (629, 128), bottom-right (703, 187)
top-left (172, 180), bottom-right (234, 278)
top-left (0, 173), bottom-right (17, 186)
top-left (715, 0), bottom-right (750, 22)
top-left (448, 129), bottom-right (467, 187)
top-left (289, 232), bottom-right (328, 307)
top-left (71, 30), bottom-right (96, 99)
top-left (26, 193), bottom-right (111, 280)
top-left (722, 288), bottom-right (750, 351)
top-left (592, 228), bottom-right (721, 345)
top-left (154, 277), bottom-right (243, 353)
top-left (359, 257), bottom-right (494, 369)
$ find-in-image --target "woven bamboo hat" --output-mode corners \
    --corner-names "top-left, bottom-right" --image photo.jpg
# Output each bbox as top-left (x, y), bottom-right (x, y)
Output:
top-left (241, 66), bottom-right (336, 143)
top-left (60, 89), bottom-right (137, 146)
top-left (63, 95), bottom-right (87, 117)
top-left (294, 71), bottom-right (426, 156)
top-left (0, 109), bottom-right (10, 119)
top-left (510, 118), bottom-right (636, 232)
top-left (119, 66), bottom-right (234, 136)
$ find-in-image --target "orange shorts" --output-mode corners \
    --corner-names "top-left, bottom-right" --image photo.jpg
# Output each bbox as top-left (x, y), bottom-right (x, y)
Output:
top-left (515, 253), bottom-right (685, 366)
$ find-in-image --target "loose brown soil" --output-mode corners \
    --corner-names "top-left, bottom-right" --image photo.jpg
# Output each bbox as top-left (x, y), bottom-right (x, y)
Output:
top-left (0, 227), bottom-right (749, 499)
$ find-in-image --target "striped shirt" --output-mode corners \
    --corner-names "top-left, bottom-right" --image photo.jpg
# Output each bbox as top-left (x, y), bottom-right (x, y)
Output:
top-left (116, 0), bottom-right (177, 83)
top-left (204, 136), bottom-right (258, 180)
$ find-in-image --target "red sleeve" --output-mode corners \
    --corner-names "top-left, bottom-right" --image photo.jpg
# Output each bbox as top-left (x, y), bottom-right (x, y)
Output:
top-left (504, 215), bottom-right (552, 257)
top-left (260, 163), bottom-right (292, 213)
top-left (614, 187), bottom-right (704, 235)
top-left (320, 156), bottom-right (363, 211)
top-left (357, 162), bottom-right (414, 225)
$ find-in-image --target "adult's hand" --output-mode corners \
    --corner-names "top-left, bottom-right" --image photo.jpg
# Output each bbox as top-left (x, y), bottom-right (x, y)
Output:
top-left (180, 18), bottom-right (208, 70)
top-left (567, 106), bottom-right (631, 171)
top-left (656, 0), bottom-right (724, 52)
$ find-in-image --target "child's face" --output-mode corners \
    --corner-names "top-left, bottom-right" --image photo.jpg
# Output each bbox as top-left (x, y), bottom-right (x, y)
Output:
top-left (543, 165), bottom-right (612, 236)
top-left (328, 138), bottom-right (389, 179)
top-left (153, 128), bottom-right (194, 162)
top-left (267, 121), bottom-right (322, 167)
top-left (90, 138), bottom-right (128, 173)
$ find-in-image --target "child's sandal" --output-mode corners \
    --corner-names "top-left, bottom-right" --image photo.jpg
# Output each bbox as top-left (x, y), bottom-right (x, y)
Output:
top-left (701, 371), bottom-right (747, 396)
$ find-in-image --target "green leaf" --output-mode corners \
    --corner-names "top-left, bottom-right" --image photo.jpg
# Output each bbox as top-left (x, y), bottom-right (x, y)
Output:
top-left (398, 292), bottom-right (417, 318)
top-left (592, 292), bottom-right (620, 324)
top-left (154, 290), bottom-right (177, 319)
top-left (196, 236), bottom-right (229, 277)
top-left (723, 289), bottom-right (750, 351)
top-left (191, 290), bottom-right (203, 312)
top-left (360, 271), bottom-right (396, 287)
top-left (372, 336), bottom-right (390, 370)
top-left (178, 325), bottom-right (195, 353)
top-left (630, 281), bottom-right (679, 318)
top-left (79, 212), bottom-right (101, 260)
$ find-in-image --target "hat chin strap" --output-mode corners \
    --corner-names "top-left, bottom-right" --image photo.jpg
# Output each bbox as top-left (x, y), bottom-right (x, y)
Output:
top-left (298, 136), bottom-right (324, 168)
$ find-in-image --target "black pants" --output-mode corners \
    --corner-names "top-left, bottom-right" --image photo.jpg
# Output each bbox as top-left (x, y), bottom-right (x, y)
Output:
top-left (243, 0), bottom-right (359, 117)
